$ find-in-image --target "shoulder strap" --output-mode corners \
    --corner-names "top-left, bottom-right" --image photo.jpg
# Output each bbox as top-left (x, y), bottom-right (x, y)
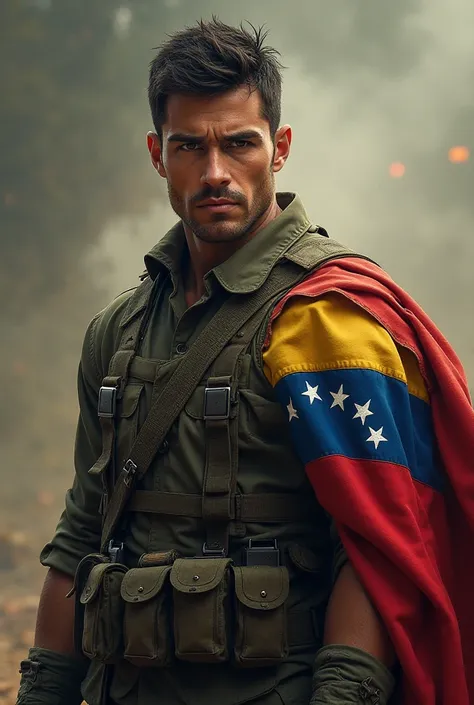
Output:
top-left (100, 261), bottom-right (306, 552)
top-left (89, 275), bottom-right (160, 498)
top-left (283, 228), bottom-right (378, 271)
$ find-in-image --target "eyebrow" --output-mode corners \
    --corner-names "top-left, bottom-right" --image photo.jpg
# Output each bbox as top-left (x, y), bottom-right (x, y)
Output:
top-left (167, 130), bottom-right (263, 143)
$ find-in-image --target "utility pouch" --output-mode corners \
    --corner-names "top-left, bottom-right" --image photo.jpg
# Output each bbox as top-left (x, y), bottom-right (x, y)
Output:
top-left (170, 557), bottom-right (232, 663)
top-left (121, 565), bottom-right (173, 667)
top-left (79, 562), bottom-right (128, 663)
top-left (233, 565), bottom-right (290, 667)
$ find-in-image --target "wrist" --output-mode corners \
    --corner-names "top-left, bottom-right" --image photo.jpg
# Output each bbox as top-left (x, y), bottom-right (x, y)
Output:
top-left (311, 644), bottom-right (396, 705)
top-left (16, 647), bottom-right (88, 705)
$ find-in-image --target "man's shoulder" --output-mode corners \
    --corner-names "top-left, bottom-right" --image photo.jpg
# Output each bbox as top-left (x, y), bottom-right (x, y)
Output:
top-left (85, 278), bottom-right (152, 381)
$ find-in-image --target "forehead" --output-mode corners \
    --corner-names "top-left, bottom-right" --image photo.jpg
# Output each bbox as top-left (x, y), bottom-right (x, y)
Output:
top-left (163, 86), bottom-right (268, 136)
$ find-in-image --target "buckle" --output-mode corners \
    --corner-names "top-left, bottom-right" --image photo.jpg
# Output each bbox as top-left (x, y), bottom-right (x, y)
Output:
top-left (98, 386), bottom-right (117, 418)
top-left (203, 386), bottom-right (231, 420)
top-left (202, 541), bottom-right (226, 558)
top-left (244, 539), bottom-right (280, 567)
top-left (122, 459), bottom-right (137, 487)
top-left (107, 540), bottom-right (124, 563)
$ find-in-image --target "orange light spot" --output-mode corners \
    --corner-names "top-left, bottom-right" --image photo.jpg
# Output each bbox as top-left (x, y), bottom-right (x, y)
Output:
top-left (448, 146), bottom-right (469, 163)
top-left (389, 162), bottom-right (405, 178)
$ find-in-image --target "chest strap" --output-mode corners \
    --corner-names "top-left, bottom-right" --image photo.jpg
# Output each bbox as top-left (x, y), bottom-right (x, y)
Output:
top-left (126, 490), bottom-right (316, 523)
top-left (89, 276), bottom-right (162, 508)
top-left (201, 304), bottom-right (276, 555)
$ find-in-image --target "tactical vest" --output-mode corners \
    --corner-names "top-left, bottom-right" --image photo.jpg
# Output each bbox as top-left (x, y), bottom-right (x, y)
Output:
top-left (73, 228), bottom-right (372, 703)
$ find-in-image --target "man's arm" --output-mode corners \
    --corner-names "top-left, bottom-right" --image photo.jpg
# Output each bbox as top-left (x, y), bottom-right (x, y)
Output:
top-left (261, 290), bottom-right (436, 702)
top-left (17, 315), bottom-right (106, 704)
top-left (324, 561), bottom-right (395, 667)
top-left (34, 568), bottom-right (76, 653)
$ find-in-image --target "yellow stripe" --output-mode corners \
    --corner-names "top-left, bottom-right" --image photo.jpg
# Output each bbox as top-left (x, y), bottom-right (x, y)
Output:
top-left (263, 292), bottom-right (429, 403)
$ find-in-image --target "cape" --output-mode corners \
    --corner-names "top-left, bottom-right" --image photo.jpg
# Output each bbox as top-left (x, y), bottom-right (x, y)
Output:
top-left (266, 257), bottom-right (474, 705)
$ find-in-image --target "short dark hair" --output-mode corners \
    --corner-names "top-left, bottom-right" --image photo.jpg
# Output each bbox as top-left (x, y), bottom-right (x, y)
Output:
top-left (148, 18), bottom-right (284, 137)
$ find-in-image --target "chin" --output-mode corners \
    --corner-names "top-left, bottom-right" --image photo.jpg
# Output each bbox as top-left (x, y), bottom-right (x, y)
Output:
top-left (191, 220), bottom-right (249, 244)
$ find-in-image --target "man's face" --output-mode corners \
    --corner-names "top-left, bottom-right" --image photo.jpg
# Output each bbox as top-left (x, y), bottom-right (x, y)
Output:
top-left (147, 87), bottom-right (291, 243)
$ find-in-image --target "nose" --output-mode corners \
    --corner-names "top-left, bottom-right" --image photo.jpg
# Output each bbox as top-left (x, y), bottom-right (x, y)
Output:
top-left (200, 149), bottom-right (231, 189)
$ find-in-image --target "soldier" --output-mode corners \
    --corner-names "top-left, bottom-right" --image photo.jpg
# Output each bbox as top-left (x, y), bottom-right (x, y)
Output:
top-left (16, 18), bottom-right (474, 705)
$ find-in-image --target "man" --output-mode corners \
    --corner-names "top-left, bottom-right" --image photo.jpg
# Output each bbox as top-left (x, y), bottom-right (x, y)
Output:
top-left (16, 18), bottom-right (474, 705)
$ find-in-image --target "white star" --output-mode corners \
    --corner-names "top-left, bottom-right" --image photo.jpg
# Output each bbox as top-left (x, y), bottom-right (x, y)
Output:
top-left (366, 426), bottom-right (388, 450)
top-left (330, 384), bottom-right (349, 410)
top-left (353, 399), bottom-right (374, 425)
top-left (287, 398), bottom-right (299, 421)
top-left (301, 381), bottom-right (322, 405)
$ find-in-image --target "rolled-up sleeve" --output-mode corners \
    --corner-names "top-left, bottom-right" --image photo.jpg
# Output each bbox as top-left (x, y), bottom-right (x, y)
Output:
top-left (40, 313), bottom-right (104, 577)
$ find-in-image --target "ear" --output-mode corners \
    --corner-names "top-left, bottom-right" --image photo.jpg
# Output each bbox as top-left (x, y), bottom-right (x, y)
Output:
top-left (147, 131), bottom-right (166, 178)
top-left (272, 125), bottom-right (292, 173)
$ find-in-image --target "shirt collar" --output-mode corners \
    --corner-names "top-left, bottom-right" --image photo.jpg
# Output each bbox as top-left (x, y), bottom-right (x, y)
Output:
top-left (144, 192), bottom-right (311, 294)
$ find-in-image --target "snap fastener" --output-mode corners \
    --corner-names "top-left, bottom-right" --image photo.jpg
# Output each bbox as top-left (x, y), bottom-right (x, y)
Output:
top-left (260, 590), bottom-right (267, 598)
top-left (193, 575), bottom-right (200, 582)
top-left (138, 586), bottom-right (144, 593)
top-left (175, 342), bottom-right (187, 354)
top-left (158, 439), bottom-right (169, 454)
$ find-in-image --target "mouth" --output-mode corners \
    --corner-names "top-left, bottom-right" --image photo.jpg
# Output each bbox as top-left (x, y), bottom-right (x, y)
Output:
top-left (196, 199), bottom-right (239, 212)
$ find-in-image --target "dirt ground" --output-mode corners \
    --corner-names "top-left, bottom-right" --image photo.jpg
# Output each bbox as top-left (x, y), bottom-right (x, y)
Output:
top-left (0, 494), bottom-right (85, 704)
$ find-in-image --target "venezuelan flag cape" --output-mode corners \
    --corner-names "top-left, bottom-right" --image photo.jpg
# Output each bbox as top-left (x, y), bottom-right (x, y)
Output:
top-left (262, 257), bottom-right (474, 705)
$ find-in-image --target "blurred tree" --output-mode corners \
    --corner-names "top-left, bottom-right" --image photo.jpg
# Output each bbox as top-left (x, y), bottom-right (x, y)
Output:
top-left (0, 0), bottom-right (169, 317)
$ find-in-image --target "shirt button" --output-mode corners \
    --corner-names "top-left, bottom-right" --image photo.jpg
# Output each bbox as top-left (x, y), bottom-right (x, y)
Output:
top-left (175, 342), bottom-right (187, 355)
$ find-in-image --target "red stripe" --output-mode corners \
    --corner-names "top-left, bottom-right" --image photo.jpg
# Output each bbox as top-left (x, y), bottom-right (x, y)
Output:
top-left (306, 455), bottom-right (469, 705)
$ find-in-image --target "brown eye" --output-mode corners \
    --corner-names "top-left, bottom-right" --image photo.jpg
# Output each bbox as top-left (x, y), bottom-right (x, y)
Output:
top-left (229, 140), bottom-right (250, 148)
top-left (180, 143), bottom-right (201, 151)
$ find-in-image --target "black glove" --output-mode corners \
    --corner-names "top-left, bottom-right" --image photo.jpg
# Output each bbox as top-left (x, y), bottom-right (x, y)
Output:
top-left (16, 647), bottom-right (88, 705)
top-left (311, 644), bottom-right (396, 704)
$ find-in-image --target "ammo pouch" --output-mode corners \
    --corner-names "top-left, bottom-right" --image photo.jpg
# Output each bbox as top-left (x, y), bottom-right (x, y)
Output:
top-left (233, 565), bottom-right (289, 667)
top-left (121, 565), bottom-right (173, 667)
top-left (170, 557), bottom-right (232, 663)
top-left (79, 561), bottom-right (128, 663)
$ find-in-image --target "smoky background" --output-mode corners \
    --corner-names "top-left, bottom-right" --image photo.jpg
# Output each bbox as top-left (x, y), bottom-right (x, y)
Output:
top-left (0, 0), bottom-right (473, 634)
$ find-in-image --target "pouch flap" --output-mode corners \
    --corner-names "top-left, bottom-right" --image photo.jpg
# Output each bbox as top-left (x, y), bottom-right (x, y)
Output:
top-left (121, 566), bottom-right (171, 603)
top-left (80, 563), bottom-right (124, 605)
top-left (70, 553), bottom-right (109, 598)
top-left (233, 566), bottom-right (289, 610)
top-left (170, 557), bottom-right (231, 594)
top-left (120, 383), bottom-right (144, 418)
top-left (287, 543), bottom-right (322, 574)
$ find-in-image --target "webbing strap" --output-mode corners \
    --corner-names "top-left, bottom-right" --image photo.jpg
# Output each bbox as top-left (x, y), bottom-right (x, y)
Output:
top-left (202, 374), bottom-right (235, 555)
top-left (200, 305), bottom-right (280, 554)
top-left (126, 490), bottom-right (316, 522)
top-left (88, 276), bottom-right (163, 523)
top-left (100, 262), bottom-right (307, 552)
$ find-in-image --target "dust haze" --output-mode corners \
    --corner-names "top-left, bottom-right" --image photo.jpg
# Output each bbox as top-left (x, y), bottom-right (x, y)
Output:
top-left (1, 0), bottom-right (474, 601)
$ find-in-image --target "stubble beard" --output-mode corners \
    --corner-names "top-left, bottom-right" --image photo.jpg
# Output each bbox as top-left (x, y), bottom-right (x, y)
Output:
top-left (167, 176), bottom-right (275, 244)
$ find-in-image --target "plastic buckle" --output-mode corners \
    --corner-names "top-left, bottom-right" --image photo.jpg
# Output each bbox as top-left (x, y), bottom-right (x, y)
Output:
top-left (108, 540), bottom-right (124, 564)
top-left (98, 386), bottom-right (117, 418)
top-left (203, 386), bottom-right (231, 420)
top-left (202, 541), bottom-right (226, 558)
top-left (122, 459), bottom-right (137, 487)
top-left (244, 539), bottom-right (280, 567)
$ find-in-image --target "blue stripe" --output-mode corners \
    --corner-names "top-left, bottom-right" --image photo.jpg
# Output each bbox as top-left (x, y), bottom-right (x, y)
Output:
top-left (274, 368), bottom-right (444, 491)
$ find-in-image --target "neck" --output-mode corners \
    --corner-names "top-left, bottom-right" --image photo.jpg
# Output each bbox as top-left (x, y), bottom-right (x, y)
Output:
top-left (183, 198), bottom-right (281, 307)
